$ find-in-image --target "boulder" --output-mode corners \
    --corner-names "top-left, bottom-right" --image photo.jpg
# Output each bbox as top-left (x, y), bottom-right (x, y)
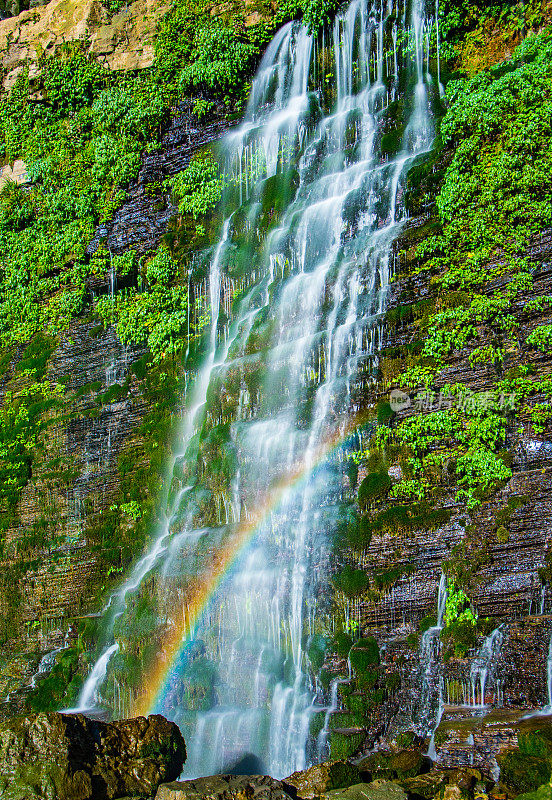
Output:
top-left (322, 780), bottom-right (407, 800)
top-left (398, 772), bottom-right (450, 800)
top-left (358, 751), bottom-right (431, 781)
top-left (398, 769), bottom-right (484, 800)
top-left (284, 761), bottom-right (362, 798)
top-left (0, 711), bottom-right (186, 800)
top-left (156, 774), bottom-right (292, 800)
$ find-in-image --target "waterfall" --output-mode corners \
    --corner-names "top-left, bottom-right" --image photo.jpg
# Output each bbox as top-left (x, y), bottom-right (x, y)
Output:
top-left (76, 0), bottom-right (439, 776)
top-left (469, 625), bottom-right (504, 708)
top-left (69, 643), bottom-right (119, 712)
top-left (316, 658), bottom-right (352, 762)
top-left (418, 574), bottom-right (447, 747)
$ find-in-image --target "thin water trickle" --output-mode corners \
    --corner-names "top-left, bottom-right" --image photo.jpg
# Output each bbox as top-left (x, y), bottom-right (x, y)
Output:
top-left (469, 625), bottom-right (504, 708)
top-left (418, 574), bottom-right (447, 748)
top-left (67, 643), bottom-right (119, 712)
top-left (77, 0), bottom-right (440, 775)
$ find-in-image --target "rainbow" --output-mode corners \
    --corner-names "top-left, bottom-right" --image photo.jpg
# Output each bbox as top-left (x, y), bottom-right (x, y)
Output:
top-left (134, 408), bottom-right (374, 717)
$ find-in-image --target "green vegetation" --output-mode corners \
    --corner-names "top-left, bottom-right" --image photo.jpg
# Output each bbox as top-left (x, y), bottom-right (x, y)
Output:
top-left (332, 565), bottom-right (369, 597)
top-left (369, 30), bottom-right (552, 511)
top-left (498, 750), bottom-right (552, 795)
top-left (441, 579), bottom-right (478, 659)
top-left (27, 648), bottom-right (82, 711)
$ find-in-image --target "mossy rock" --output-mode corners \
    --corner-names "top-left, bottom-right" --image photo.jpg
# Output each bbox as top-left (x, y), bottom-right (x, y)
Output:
top-left (332, 631), bottom-right (354, 657)
top-left (517, 783), bottom-right (552, 800)
top-left (398, 771), bottom-right (449, 800)
top-left (441, 620), bottom-right (477, 660)
top-left (497, 749), bottom-right (551, 795)
top-left (350, 637), bottom-right (379, 664)
top-left (284, 760), bottom-right (361, 799)
top-left (323, 780), bottom-right (407, 800)
top-left (329, 731), bottom-right (365, 761)
top-left (358, 750), bottom-right (431, 782)
top-left (358, 472), bottom-right (391, 509)
top-left (519, 730), bottom-right (552, 759)
top-left (333, 566), bottom-right (369, 597)
top-left (419, 615), bottom-right (437, 633)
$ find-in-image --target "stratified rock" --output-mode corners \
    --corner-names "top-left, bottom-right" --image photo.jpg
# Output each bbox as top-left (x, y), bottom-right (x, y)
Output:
top-left (284, 761), bottom-right (362, 799)
top-left (0, 711), bottom-right (186, 800)
top-left (155, 775), bottom-right (292, 800)
top-left (322, 779), bottom-right (407, 800)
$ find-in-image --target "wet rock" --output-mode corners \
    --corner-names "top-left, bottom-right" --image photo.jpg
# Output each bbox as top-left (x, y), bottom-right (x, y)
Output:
top-left (0, 711), bottom-right (186, 799)
top-left (358, 751), bottom-right (431, 781)
top-left (155, 774), bottom-right (292, 800)
top-left (445, 769), bottom-right (480, 799)
top-left (398, 771), bottom-right (450, 799)
top-left (322, 779), bottom-right (407, 800)
top-left (284, 760), bottom-right (362, 798)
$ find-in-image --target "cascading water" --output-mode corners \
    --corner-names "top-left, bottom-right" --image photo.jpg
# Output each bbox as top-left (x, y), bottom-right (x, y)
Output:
top-left (77, 0), bottom-right (440, 777)
top-left (417, 574), bottom-right (447, 751)
top-left (469, 625), bottom-right (504, 708)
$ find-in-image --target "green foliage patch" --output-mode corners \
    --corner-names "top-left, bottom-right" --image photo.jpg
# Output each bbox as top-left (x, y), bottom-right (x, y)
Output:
top-left (372, 30), bottom-right (552, 510)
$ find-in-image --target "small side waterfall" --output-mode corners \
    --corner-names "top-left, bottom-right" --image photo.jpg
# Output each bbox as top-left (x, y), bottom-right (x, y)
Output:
top-left (72, 643), bottom-right (119, 712)
top-left (76, 0), bottom-right (440, 776)
top-left (469, 625), bottom-right (504, 708)
top-left (418, 574), bottom-right (447, 748)
top-left (316, 659), bottom-right (352, 761)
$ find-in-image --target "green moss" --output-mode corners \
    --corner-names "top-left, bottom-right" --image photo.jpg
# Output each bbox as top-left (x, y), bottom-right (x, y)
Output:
top-left (27, 648), bottom-right (82, 711)
top-left (419, 615), bottom-right (437, 633)
top-left (519, 731), bottom-right (552, 759)
top-left (358, 472), bottom-right (391, 508)
top-left (329, 730), bottom-right (365, 760)
top-left (376, 399), bottom-right (394, 426)
top-left (441, 619), bottom-right (477, 660)
top-left (498, 750), bottom-right (551, 795)
top-left (15, 333), bottom-right (57, 380)
top-left (333, 565), bottom-right (369, 597)
top-left (332, 631), bottom-right (353, 657)
top-left (516, 785), bottom-right (552, 800)
top-left (307, 634), bottom-right (328, 672)
top-left (349, 637), bottom-right (380, 679)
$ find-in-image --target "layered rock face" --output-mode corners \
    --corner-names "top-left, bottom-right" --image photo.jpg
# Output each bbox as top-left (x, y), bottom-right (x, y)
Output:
top-left (319, 219), bottom-right (552, 766)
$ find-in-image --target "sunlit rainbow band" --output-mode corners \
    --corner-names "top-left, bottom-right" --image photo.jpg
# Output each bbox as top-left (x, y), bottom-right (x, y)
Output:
top-left (134, 408), bottom-right (374, 718)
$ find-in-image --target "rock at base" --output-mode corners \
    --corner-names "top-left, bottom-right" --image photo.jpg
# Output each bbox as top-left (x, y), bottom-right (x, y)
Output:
top-left (321, 780), bottom-right (407, 800)
top-left (156, 774), bottom-right (292, 800)
top-left (398, 771), bottom-right (450, 800)
top-left (0, 711), bottom-right (186, 800)
top-left (357, 751), bottom-right (432, 782)
top-left (284, 760), bottom-right (362, 799)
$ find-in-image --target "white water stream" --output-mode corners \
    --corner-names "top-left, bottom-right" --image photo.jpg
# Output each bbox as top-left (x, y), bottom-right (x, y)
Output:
top-left (77, 0), bottom-right (440, 776)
